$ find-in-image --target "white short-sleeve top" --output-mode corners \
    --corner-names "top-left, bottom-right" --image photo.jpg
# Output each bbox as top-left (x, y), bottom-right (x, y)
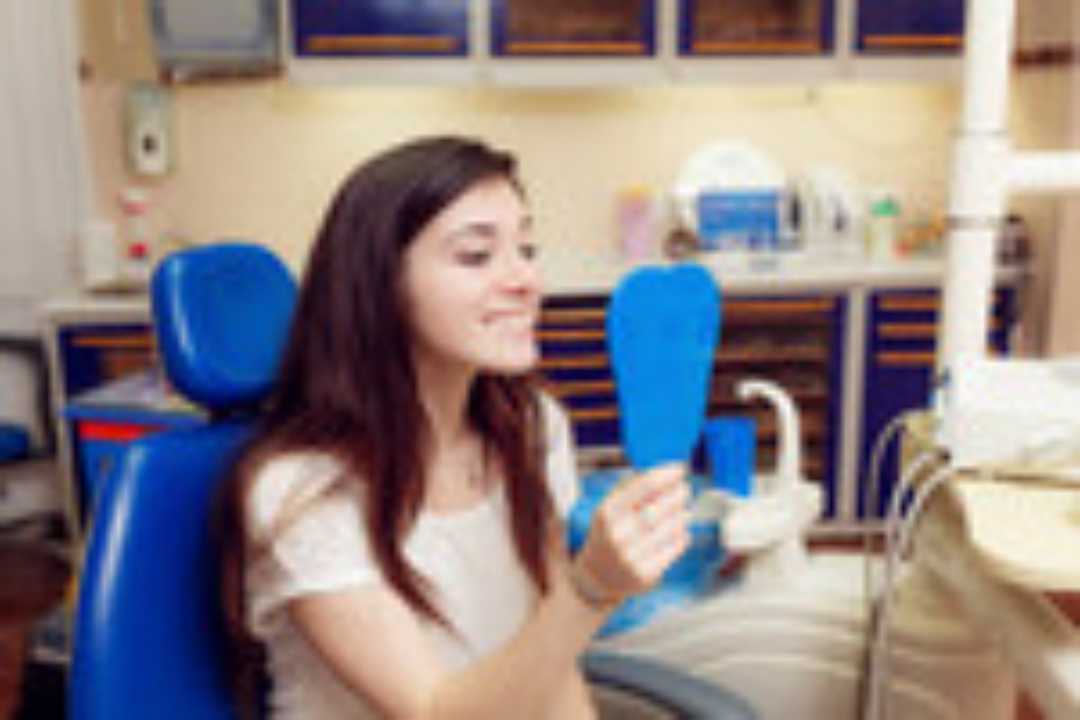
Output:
top-left (244, 395), bottom-right (579, 719)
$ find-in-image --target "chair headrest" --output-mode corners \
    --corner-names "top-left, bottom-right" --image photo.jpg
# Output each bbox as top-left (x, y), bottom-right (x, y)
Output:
top-left (151, 243), bottom-right (297, 412)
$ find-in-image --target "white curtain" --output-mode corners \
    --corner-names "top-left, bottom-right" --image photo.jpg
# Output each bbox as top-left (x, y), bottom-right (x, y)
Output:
top-left (0, 1), bottom-right (90, 334)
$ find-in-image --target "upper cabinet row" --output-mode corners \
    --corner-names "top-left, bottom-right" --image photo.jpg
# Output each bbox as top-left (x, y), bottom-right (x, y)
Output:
top-left (291, 1), bottom-right (964, 60)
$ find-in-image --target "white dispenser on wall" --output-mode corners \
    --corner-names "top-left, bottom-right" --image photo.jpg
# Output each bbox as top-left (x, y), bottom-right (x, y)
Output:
top-left (125, 83), bottom-right (172, 177)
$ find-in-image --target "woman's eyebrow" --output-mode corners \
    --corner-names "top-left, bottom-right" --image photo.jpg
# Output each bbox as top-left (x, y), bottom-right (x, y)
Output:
top-left (444, 221), bottom-right (499, 246)
top-left (444, 214), bottom-right (532, 246)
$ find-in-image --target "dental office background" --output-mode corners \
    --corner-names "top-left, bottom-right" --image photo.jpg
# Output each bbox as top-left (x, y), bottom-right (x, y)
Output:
top-left (3, 0), bottom-right (1080, 449)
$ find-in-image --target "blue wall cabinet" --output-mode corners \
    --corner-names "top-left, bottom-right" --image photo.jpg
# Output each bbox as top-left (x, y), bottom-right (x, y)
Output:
top-left (858, 286), bottom-right (1016, 518)
top-left (856, 0), bottom-right (964, 54)
top-left (679, 0), bottom-right (835, 57)
top-left (291, 0), bottom-right (470, 57)
top-left (491, 0), bottom-right (656, 57)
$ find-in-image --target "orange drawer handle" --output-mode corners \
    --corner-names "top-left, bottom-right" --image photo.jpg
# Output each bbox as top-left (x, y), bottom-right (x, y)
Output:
top-left (306, 34), bottom-right (458, 53)
top-left (725, 299), bottom-right (834, 315)
top-left (715, 348), bottom-right (828, 363)
top-left (878, 323), bottom-right (937, 339)
top-left (879, 319), bottom-right (1002, 339)
top-left (546, 380), bottom-right (615, 397)
top-left (877, 351), bottom-right (936, 367)
top-left (71, 335), bottom-right (153, 349)
top-left (537, 328), bottom-right (605, 342)
top-left (691, 39), bottom-right (821, 54)
top-left (568, 406), bottom-right (619, 423)
top-left (878, 297), bottom-right (940, 312)
top-left (541, 308), bottom-right (606, 324)
top-left (863, 34), bottom-right (962, 49)
top-left (505, 40), bottom-right (646, 55)
top-left (538, 354), bottom-right (609, 370)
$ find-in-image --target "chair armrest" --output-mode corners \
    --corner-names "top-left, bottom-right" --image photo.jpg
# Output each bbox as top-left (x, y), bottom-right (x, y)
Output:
top-left (581, 651), bottom-right (757, 719)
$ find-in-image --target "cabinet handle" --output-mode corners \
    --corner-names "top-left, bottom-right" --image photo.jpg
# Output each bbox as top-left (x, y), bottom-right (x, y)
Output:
top-left (878, 296), bottom-right (939, 312)
top-left (568, 406), bottom-right (619, 423)
top-left (691, 40), bottom-right (821, 55)
top-left (878, 323), bottom-right (937, 339)
top-left (862, 34), bottom-right (962, 49)
top-left (540, 308), bottom-right (606, 324)
top-left (879, 319), bottom-right (1002, 339)
top-left (876, 351), bottom-right (936, 368)
top-left (545, 380), bottom-right (615, 397)
top-left (505, 41), bottom-right (646, 55)
top-left (714, 348), bottom-right (828, 363)
top-left (306, 35), bottom-right (458, 54)
top-left (538, 353), bottom-right (609, 370)
top-left (71, 335), bottom-right (153, 349)
top-left (537, 328), bottom-right (605, 342)
top-left (725, 299), bottom-right (834, 315)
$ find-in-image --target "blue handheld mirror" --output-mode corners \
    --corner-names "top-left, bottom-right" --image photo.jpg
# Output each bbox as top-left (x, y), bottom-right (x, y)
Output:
top-left (607, 264), bottom-right (722, 470)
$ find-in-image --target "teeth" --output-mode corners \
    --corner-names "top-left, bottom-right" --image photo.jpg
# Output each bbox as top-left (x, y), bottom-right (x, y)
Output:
top-left (486, 316), bottom-right (532, 333)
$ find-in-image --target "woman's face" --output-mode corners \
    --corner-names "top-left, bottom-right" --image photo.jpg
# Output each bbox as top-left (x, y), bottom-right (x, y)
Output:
top-left (401, 176), bottom-right (541, 376)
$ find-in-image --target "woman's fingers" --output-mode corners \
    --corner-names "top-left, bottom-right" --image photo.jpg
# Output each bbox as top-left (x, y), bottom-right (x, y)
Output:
top-left (607, 462), bottom-right (686, 516)
top-left (573, 463), bottom-right (699, 604)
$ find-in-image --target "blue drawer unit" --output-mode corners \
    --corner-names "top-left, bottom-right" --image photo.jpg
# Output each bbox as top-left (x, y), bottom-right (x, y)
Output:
top-left (491, 0), bottom-right (656, 57)
top-left (58, 324), bottom-right (155, 398)
top-left (292, 0), bottom-right (469, 57)
top-left (858, 286), bottom-right (1017, 518)
top-left (856, 0), bottom-right (964, 54)
top-left (539, 295), bottom-right (620, 448)
top-left (678, 0), bottom-right (835, 57)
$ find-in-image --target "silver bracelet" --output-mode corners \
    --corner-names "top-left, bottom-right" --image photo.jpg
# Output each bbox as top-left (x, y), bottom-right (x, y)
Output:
top-left (568, 562), bottom-right (617, 610)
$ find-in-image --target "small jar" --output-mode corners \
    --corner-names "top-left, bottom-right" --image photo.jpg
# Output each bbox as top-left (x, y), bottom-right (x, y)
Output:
top-left (867, 195), bottom-right (900, 262)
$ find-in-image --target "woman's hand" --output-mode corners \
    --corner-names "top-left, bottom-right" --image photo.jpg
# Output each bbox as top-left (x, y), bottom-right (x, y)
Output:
top-left (569, 463), bottom-right (692, 609)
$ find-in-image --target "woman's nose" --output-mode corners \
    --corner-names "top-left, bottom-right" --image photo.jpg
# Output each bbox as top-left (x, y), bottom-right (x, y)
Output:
top-left (500, 246), bottom-right (540, 294)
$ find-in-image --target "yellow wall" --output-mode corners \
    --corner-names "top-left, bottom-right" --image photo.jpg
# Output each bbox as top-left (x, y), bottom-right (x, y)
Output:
top-left (83, 80), bottom-right (964, 267)
top-left (78, 0), bottom-right (1074, 352)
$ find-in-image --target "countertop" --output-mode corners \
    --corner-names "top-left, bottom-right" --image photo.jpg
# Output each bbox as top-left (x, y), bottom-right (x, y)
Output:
top-left (539, 250), bottom-right (1028, 295)
top-left (40, 254), bottom-right (1029, 320)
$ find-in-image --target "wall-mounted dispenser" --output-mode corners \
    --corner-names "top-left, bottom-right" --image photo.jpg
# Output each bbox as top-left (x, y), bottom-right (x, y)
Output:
top-left (125, 83), bottom-right (172, 177)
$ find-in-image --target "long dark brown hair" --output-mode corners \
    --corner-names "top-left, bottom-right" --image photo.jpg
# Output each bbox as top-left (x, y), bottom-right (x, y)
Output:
top-left (218, 136), bottom-right (556, 713)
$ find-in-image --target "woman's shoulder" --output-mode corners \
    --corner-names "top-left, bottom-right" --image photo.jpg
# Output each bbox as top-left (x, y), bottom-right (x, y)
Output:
top-left (245, 450), bottom-right (355, 542)
top-left (536, 389), bottom-right (570, 433)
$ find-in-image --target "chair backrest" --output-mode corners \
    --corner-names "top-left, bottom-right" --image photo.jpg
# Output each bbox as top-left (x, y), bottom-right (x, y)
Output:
top-left (70, 244), bottom-right (296, 720)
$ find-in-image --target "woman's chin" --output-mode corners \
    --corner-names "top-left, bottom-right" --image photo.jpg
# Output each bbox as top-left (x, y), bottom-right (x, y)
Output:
top-left (479, 346), bottom-right (539, 376)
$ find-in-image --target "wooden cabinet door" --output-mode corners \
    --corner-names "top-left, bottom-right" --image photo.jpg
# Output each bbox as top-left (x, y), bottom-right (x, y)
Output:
top-left (855, 0), bottom-right (964, 54)
top-left (291, 0), bottom-right (470, 57)
top-left (678, 0), bottom-right (834, 56)
top-left (491, 0), bottom-right (656, 57)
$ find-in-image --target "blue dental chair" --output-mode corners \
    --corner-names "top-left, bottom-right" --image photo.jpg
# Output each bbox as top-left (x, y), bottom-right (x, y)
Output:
top-left (69, 243), bottom-right (756, 720)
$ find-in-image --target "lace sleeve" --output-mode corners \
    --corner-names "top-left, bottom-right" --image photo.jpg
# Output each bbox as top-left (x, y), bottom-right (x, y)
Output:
top-left (244, 453), bottom-right (380, 637)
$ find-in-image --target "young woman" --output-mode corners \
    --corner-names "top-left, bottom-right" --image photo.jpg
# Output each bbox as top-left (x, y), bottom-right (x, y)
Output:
top-left (221, 136), bottom-right (691, 719)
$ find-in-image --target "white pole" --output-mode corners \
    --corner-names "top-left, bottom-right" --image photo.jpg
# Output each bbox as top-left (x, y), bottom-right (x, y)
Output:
top-left (939, 0), bottom-right (1017, 376)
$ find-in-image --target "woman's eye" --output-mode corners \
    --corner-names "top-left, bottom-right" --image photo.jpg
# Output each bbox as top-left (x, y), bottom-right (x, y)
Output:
top-left (456, 249), bottom-right (492, 266)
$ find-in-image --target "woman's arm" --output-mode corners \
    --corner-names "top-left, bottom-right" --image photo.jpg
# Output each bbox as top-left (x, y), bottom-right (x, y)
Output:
top-left (289, 463), bottom-right (690, 720)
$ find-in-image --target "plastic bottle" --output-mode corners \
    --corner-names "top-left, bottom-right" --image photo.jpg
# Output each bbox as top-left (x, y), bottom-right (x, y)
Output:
top-left (118, 187), bottom-right (154, 288)
top-left (617, 187), bottom-right (657, 261)
top-left (867, 194), bottom-right (900, 262)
